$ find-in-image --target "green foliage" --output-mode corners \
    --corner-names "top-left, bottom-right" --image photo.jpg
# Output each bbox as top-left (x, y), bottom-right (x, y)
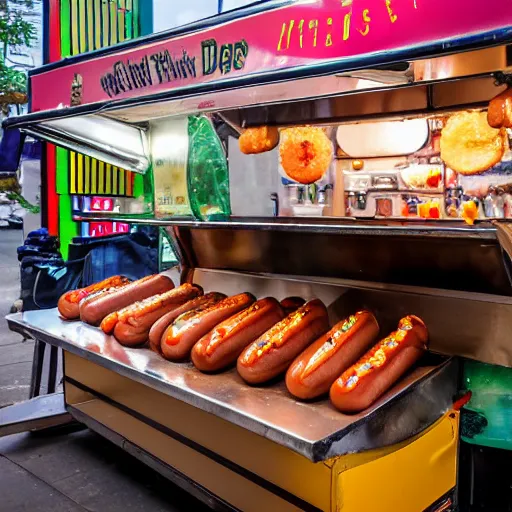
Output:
top-left (0, 0), bottom-right (36, 97)
top-left (0, 61), bottom-right (27, 93)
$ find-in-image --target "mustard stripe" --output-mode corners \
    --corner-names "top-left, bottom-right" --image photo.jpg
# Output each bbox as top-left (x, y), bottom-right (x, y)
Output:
top-left (113, 166), bottom-right (118, 194)
top-left (119, 168), bottom-right (125, 195)
top-left (91, 159), bottom-right (97, 194)
top-left (98, 161), bottom-right (105, 194)
top-left (94, 0), bottom-right (101, 49)
top-left (70, 152), bottom-right (76, 194)
top-left (118, 0), bottom-right (126, 41)
top-left (77, 154), bottom-right (84, 194)
top-left (78, 0), bottom-right (86, 53)
top-left (110, 0), bottom-right (117, 46)
top-left (87, 0), bottom-right (94, 51)
top-left (71, 0), bottom-right (79, 55)
top-left (105, 164), bottom-right (112, 194)
top-left (84, 156), bottom-right (91, 194)
top-left (102, 0), bottom-right (109, 47)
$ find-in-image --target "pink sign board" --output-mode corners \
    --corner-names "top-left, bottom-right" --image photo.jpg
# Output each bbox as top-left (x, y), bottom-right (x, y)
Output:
top-left (31, 0), bottom-right (512, 112)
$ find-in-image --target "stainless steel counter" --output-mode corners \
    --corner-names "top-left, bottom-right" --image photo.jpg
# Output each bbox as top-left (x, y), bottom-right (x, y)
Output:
top-left (7, 309), bottom-right (457, 462)
top-left (73, 214), bottom-right (498, 239)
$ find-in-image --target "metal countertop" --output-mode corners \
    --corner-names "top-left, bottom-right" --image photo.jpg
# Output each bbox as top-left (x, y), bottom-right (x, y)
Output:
top-left (7, 309), bottom-right (457, 462)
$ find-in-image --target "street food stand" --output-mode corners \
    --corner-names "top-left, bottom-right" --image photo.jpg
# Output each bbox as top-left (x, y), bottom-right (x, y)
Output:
top-left (3, 1), bottom-right (512, 510)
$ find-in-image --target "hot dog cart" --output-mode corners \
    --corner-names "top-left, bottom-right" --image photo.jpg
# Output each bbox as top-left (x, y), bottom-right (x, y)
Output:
top-left (3, 1), bottom-right (512, 510)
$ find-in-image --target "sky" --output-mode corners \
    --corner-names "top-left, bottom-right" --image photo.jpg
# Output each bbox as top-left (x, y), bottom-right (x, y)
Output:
top-left (152, 0), bottom-right (257, 33)
top-left (5, 0), bottom-right (43, 70)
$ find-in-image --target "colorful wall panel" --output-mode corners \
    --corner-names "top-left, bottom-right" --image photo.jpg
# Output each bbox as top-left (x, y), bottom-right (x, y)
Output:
top-left (68, 154), bottom-right (134, 196)
top-left (45, 0), bottom-right (148, 257)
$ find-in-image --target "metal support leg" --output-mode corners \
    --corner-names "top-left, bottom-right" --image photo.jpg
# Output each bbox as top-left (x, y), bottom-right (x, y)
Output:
top-left (47, 345), bottom-right (59, 394)
top-left (0, 393), bottom-right (73, 437)
top-left (29, 339), bottom-right (46, 399)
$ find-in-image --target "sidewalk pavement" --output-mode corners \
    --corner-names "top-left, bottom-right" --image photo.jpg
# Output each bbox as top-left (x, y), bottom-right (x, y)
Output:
top-left (0, 427), bottom-right (209, 511)
top-left (0, 229), bottom-right (32, 407)
top-left (0, 229), bottom-right (210, 511)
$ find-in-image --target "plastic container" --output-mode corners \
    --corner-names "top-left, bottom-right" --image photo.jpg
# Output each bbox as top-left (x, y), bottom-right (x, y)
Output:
top-left (461, 360), bottom-right (512, 450)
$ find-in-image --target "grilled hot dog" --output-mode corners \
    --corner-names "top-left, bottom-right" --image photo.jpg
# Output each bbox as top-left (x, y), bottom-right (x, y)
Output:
top-left (286, 311), bottom-right (379, 400)
top-left (192, 297), bottom-right (285, 372)
top-left (148, 292), bottom-right (226, 354)
top-left (58, 275), bottom-right (130, 320)
top-left (81, 274), bottom-right (174, 326)
top-left (161, 293), bottom-right (255, 361)
top-left (329, 315), bottom-right (428, 413)
top-left (103, 284), bottom-right (203, 346)
top-left (280, 297), bottom-right (305, 316)
top-left (237, 299), bottom-right (329, 385)
top-left (488, 87), bottom-right (512, 129)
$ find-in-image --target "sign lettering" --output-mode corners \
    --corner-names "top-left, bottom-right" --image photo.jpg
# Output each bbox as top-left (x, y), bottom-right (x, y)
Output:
top-left (29, 0), bottom-right (511, 113)
top-left (101, 39), bottom-right (247, 98)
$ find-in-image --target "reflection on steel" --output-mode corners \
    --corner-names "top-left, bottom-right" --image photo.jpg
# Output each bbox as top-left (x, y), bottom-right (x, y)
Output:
top-left (0, 393), bottom-right (73, 437)
top-left (23, 115), bottom-right (150, 175)
top-left (336, 63), bottom-right (415, 84)
top-left (7, 309), bottom-right (457, 461)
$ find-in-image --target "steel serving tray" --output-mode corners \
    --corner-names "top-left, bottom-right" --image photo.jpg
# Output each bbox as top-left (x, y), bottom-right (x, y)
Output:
top-left (7, 309), bottom-right (457, 462)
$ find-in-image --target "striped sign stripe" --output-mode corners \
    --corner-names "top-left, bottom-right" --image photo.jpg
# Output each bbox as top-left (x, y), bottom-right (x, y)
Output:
top-left (69, 152), bottom-right (134, 196)
top-left (60, 0), bottom-right (140, 198)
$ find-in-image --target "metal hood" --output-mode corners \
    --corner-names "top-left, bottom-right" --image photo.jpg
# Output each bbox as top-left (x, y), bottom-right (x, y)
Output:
top-left (3, 0), bottom-right (512, 162)
top-left (20, 114), bottom-right (151, 174)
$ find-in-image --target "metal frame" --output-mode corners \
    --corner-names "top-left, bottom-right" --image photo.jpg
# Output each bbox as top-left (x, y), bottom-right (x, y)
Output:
top-left (0, 393), bottom-right (72, 438)
top-left (67, 405), bottom-right (240, 512)
top-left (30, 340), bottom-right (60, 398)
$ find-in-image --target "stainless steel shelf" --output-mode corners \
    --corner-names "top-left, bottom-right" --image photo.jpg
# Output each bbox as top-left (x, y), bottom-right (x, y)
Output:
top-left (74, 214), bottom-right (498, 239)
top-left (7, 309), bottom-right (457, 462)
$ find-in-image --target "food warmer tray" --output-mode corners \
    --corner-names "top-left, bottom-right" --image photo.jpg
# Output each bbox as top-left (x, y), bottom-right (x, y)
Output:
top-left (7, 309), bottom-right (457, 462)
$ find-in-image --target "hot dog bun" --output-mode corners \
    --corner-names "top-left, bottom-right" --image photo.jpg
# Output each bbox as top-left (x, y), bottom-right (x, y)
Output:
top-left (58, 275), bottom-right (130, 320)
top-left (237, 299), bottom-right (329, 385)
top-left (148, 292), bottom-right (226, 354)
top-left (162, 293), bottom-right (254, 361)
top-left (286, 311), bottom-right (379, 400)
top-left (83, 274), bottom-right (174, 327)
top-left (329, 315), bottom-right (428, 413)
top-left (106, 284), bottom-right (203, 346)
top-left (192, 297), bottom-right (285, 372)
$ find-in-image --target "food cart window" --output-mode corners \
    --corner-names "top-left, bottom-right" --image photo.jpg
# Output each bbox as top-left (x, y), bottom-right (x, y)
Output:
top-left (336, 119), bottom-right (430, 158)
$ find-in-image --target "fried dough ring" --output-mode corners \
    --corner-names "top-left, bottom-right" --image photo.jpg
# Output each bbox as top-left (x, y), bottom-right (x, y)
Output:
top-left (279, 127), bottom-right (333, 184)
top-left (440, 111), bottom-right (506, 175)
top-left (239, 126), bottom-right (279, 154)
